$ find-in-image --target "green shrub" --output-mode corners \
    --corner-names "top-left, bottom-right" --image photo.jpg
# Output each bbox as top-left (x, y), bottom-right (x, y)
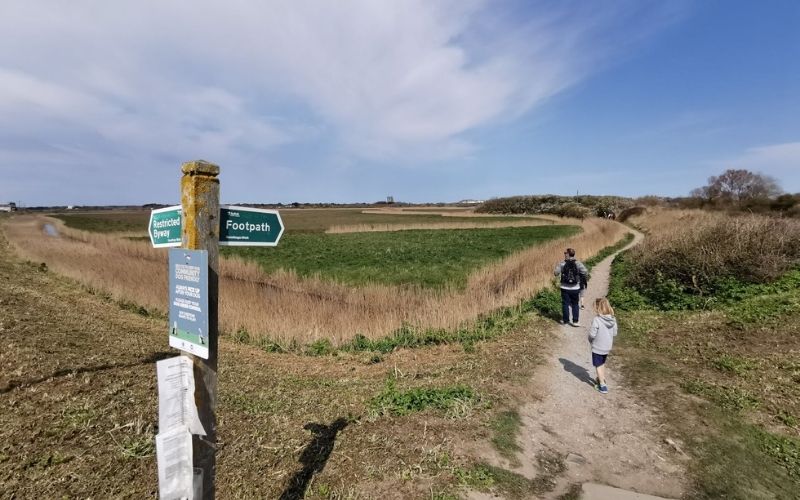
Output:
top-left (712, 355), bottom-right (757, 376)
top-left (554, 202), bottom-right (591, 219)
top-left (524, 287), bottom-right (562, 321)
top-left (305, 338), bottom-right (335, 356)
top-left (340, 308), bottom-right (525, 354)
top-left (681, 379), bottom-right (759, 412)
top-left (726, 293), bottom-right (800, 326)
top-left (477, 195), bottom-right (632, 219)
top-left (368, 379), bottom-right (480, 417)
top-left (607, 254), bottom-right (653, 310)
top-left (618, 206), bottom-right (647, 222)
top-left (759, 430), bottom-right (800, 478)
top-left (232, 327), bottom-right (251, 343)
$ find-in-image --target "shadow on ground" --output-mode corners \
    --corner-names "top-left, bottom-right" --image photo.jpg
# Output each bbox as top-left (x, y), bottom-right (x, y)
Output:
top-left (0, 351), bottom-right (174, 394)
top-left (280, 417), bottom-right (349, 500)
top-left (558, 358), bottom-right (596, 387)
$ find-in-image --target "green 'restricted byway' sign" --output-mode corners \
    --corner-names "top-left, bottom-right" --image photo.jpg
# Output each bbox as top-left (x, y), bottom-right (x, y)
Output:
top-left (149, 205), bottom-right (182, 248)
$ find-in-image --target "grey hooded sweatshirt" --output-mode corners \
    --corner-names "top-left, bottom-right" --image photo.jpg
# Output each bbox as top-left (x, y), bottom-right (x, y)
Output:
top-left (588, 314), bottom-right (618, 355)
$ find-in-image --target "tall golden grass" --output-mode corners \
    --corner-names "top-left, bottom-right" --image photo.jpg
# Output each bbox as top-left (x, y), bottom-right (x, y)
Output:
top-left (4, 215), bottom-right (626, 345)
top-left (326, 219), bottom-right (554, 234)
top-left (360, 208), bottom-right (533, 217)
top-left (626, 208), bottom-right (800, 288)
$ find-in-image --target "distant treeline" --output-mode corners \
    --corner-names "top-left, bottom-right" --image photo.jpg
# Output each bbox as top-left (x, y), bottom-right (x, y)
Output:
top-left (22, 201), bottom-right (479, 212)
top-left (673, 193), bottom-right (800, 217)
top-left (678, 169), bottom-right (800, 217)
top-left (477, 189), bottom-right (800, 220)
top-left (476, 195), bottom-right (633, 219)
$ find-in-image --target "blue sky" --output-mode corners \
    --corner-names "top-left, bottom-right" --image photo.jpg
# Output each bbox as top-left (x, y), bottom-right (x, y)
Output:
top-left (1, 0), bottom-right (798, 205)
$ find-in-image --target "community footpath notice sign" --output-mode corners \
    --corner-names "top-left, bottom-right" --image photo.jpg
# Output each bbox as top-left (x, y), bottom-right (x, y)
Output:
top-left (168, 249), bottom-right (209, 359)
top-left (219, 205), bottom-right (284, 246)
top-left (149, 205), bottom-right (182, 248)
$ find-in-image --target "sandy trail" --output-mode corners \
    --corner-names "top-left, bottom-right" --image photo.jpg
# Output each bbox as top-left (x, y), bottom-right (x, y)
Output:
top-left (518, 231), bottom-right (688, 498)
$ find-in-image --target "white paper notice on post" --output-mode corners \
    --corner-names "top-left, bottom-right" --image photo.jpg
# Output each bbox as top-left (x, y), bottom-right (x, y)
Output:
top-left (156, 427), bottom-right (194, 499)
top-left (157, 355), bottom-right (205, 435)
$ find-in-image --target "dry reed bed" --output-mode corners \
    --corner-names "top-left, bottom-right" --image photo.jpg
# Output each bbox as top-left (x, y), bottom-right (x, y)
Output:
top-left (360, 208), bottom-right (518, 217)
top-left (627, 208), bottom-right (800, 285)
top-left (3, 215), bottom-right (626, 345)
top-left (361, 208), bottom-right (585, 225)
top-left (325, 219), bottom-right (554, 234)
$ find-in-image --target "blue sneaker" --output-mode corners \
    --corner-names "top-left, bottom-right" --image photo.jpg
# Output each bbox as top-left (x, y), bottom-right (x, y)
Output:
top-left (598, 384), bottom-right (609, 394)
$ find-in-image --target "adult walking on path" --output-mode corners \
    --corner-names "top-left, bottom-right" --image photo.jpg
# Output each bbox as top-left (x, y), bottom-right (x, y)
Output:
top-left (554, 248), bottom-right (589, 327)
top-left (474, 229), bottom-right (687, 499)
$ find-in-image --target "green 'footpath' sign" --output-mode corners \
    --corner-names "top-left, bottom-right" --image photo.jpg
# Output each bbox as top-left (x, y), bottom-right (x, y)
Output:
top-left (219, 205), bottom-right (284, 247)
top-left (148, 205), bottom-right (284, 248)
top-left (149, 205), bottom-right (182, 248)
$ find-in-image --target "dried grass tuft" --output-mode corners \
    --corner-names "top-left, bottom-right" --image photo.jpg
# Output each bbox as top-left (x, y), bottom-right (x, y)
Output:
top-left (626, 208), bottom-right (800, 291)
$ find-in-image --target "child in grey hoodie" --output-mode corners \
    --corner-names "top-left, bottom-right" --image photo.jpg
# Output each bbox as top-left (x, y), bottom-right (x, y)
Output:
top-left (588, 297), bottom-right (618, 394)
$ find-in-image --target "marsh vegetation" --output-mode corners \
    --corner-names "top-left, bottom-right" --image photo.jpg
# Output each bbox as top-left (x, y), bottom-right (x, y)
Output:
top-left (7, 208), bottom-right (626, 346)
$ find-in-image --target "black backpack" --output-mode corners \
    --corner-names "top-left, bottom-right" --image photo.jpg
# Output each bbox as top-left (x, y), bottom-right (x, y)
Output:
top-left (561, 260), bottom-right (579, 286)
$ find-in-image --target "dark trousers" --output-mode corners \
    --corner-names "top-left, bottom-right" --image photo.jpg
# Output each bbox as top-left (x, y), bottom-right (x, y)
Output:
top-left (561, 288), bottom-right (580, 323)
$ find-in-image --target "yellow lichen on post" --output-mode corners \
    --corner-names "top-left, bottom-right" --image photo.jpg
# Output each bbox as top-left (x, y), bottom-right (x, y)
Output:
top-left (181, 160), bottom-right (220, 252)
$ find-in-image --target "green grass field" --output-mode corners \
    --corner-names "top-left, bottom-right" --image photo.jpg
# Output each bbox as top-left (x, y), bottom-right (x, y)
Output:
top-left (50, 209), bottom-right (576, 288)
top-left (222, 225), bottom-right (580, 288)
top-left (52, 208), bottom-right (543, 234)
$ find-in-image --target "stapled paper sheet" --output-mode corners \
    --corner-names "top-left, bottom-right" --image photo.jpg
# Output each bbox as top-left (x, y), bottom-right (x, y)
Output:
top-left (156, 427), bottom-right (193, 499)
top-left (157, 355), bottom-right (205, 435)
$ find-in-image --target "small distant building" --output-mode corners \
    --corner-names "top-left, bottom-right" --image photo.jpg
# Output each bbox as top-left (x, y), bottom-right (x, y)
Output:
top-left (0, 202), bottom-right (17, 212)
top-left (458, 199), bottom-right (484, 205)
top-left (387, 196), bottom-right (394, 204)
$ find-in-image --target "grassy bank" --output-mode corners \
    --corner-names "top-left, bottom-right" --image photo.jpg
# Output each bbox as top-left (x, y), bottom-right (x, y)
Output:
top-left (0, 226), bottom-right (553, 498)
top-left (609, 210), bottom-right (800, 498)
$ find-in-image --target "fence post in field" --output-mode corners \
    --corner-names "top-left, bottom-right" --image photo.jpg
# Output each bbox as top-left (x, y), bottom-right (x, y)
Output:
top-left (181, 160), bottom-right (220, 499)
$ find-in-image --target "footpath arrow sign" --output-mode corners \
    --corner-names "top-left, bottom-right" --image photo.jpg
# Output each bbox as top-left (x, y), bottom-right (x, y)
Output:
top-left (149, 205), bottom-right (182, 248)
top-left (219, 205), bottom-right (284, 247)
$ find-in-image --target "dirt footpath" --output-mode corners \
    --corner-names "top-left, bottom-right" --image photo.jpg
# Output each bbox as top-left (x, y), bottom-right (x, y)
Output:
top-left (519, 232), bottom-right (688, 499)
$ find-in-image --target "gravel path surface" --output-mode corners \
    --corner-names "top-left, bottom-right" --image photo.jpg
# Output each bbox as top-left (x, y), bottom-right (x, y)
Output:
top-left (519, 231), bottom-right (688, 499)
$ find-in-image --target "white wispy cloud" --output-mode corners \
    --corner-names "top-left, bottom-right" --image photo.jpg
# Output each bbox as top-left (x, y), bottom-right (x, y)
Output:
top-left (0, 0), bottom-right (683, 202)
top-left (703, 142), bottom-right (800, 192)
top-left (733, 142), bottom-right (800, 171)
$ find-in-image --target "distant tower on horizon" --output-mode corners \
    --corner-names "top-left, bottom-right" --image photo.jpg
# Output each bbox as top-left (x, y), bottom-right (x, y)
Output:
top-left (387, 195), bottom-right (394, 204)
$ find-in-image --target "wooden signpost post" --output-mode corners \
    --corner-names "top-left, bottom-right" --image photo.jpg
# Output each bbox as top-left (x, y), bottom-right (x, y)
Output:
top-left (152, 160), bottom-right (285, 499)
top-left (180, 160), bottom-right (220, 499)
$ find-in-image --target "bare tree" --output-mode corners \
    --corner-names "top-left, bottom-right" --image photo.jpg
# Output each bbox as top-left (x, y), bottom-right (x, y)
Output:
top-left (692, 169), bottom-right (782, 204)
